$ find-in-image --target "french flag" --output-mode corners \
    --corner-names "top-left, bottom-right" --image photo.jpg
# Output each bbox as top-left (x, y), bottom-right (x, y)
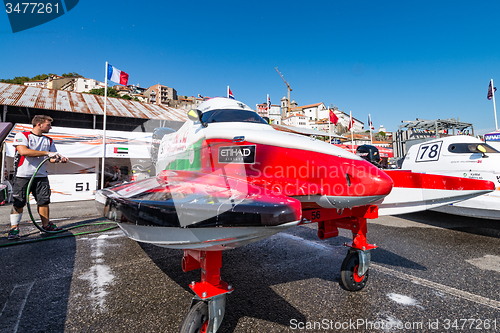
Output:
top-left (107, 64), bottom-right (129, 86)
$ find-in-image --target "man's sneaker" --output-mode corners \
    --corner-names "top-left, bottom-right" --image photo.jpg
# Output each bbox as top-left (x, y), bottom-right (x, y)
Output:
top-left (8, 227), bottom-right (20, 240)
top-left (42, 222), bottom-right (63, 232)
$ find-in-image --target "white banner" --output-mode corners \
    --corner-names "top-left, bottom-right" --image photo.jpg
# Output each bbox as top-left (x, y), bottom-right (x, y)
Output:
top-left (29, 173), bottom-right (97, 203)
top-left (4, 124), bottom-right (152, 159)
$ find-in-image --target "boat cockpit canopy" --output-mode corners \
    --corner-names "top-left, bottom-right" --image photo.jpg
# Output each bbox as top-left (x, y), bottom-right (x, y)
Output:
top-left (201, 109), bottom-right (269, 125)
top-left (448, 143), bottom-right (500, 154)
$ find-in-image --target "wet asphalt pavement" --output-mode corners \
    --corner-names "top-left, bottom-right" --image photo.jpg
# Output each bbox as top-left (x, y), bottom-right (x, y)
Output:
top-left (1, 200), bottom-right (500, 332)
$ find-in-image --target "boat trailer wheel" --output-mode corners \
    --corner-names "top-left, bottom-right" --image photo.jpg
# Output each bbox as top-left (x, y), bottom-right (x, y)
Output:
top-left (341, 250), bottom-right (369, 291)
top-left (179, 301), bottom-right (209, 333)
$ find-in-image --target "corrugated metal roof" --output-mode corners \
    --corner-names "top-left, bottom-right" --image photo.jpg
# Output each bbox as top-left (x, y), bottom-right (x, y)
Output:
top-left (0, 82), bottom-right (188, 122)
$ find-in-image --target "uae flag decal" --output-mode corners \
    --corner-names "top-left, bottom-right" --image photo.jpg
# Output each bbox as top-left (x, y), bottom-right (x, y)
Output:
top-left (114, 147), bottom-right (128, 154)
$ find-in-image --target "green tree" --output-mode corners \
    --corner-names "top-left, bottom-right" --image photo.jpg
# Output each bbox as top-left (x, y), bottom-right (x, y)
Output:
top-left (1, 72), bottom-right (80, 84)
top-left (1, 76), bottom-right (30, 84)
top-left (86, 87), bottom-right (136, 101)
top-left (87, 87), bottom-right (120, 98)
top-left (375, 131), bottom-right (386, 141)
top-left (62, 72), bottom-right (82, 77)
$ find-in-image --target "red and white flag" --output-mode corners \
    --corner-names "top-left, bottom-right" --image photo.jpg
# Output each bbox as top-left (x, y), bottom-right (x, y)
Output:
top-left (228, 87), bottom-right (235, 99)
top-left (348, 111), bottom-right (354, 131)
top-left (107, 64), bottom-right (129, 85)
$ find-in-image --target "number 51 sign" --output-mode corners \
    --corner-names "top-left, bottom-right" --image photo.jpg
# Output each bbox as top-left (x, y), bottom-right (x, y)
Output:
top-left (415, 141), bottom-right (443, 163)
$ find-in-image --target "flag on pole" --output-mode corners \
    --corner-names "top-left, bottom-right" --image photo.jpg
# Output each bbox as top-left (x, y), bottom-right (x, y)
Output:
top-left (488, 80), bottom-right (497, 100)
top-left (348, 111), bottom-right (354, 131)
top-left (107, 64), bottom-right (129, 86)
top-left (368, 114), bottom-right (374, 130)
top-left (329, 108), bottom-right (338, 125)
top-left (267, 95), bottom-right (271, 110)
top-left (228, 87), bottom-right (235, 99)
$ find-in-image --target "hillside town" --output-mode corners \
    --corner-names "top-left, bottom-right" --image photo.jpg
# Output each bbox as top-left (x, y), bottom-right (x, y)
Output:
top-left (17, 73), bottom-right (391, 146)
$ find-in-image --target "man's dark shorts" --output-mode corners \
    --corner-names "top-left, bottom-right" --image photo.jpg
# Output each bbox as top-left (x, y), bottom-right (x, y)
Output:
top-left (12, 176), bottom-right (51, 208)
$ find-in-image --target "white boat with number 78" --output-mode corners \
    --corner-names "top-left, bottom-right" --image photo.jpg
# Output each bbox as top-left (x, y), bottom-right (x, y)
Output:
top-left (401, 135), bottom-right (500, 219)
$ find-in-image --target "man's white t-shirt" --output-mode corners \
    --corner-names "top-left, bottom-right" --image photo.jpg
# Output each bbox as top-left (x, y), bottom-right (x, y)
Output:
top-left (13, 131), bottom-right (57, 178)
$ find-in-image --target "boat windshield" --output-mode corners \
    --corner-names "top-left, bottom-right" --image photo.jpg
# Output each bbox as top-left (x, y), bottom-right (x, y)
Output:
top-left (448, 143), bottom-right (500, 154)
top-left (201, 109), bottom-right (269, 125)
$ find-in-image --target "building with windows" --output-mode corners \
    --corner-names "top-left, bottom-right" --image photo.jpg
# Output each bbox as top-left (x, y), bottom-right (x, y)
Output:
top-left (256, 103), bottom-right (281, 124)
top-left (73, 77), bottom-right (105, 93)
top-left (256, 103), bottom-right (269, 118)
top-left (290, 102), bottom-right (329, 122)
top-left (282, 113), bottom-right (308, 127)
top-left (145, 84), bottom-right (178, 106)
top-left (23, 80), bottom-right (47, 88)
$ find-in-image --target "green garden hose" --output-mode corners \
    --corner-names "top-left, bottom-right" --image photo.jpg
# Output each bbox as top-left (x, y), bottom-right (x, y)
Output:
top-left (1, 156), bottom-right (118, 247)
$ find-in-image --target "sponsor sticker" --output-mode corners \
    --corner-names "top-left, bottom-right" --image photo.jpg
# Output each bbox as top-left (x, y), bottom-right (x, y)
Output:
top-left (218, 145), bottom-right (256, 164)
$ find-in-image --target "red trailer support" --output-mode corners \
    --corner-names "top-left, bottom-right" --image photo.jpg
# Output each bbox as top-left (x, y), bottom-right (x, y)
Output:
top-left (182, 250), bottom-right (233, 300)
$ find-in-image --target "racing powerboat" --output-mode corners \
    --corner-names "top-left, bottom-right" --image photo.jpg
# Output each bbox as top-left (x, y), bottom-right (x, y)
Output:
top-left (95, 97), bottom-right (494, 332)
top-left (400, 135), bottom-right (500, 219)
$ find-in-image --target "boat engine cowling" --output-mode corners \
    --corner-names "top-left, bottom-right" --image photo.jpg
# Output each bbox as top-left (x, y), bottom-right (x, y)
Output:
top-left (356, 144), bottom-right (381, 166)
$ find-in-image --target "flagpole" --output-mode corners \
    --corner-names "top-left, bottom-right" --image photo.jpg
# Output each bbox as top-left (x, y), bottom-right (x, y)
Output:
top-left (328, 108), bottom-right (332, 143)
top-left (227, 86), bottom-right (229, 98)
top-left (329, 121), bottom-right (331, 143)
top-left (369, 114), bottom-right (373, 144)
top-left (350, 111), bottom-right (354, 154)
top-left (101, 62), bottom-right (108, 189)
top-left (492, 79), bottom-right (498, 131)
top-left (267, 94), bottom-right (269, 119)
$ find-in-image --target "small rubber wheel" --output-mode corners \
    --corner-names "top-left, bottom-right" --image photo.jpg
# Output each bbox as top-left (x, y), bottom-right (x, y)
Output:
top-left (179, 301), bottom-right (209, 333)
top-left (341, 251), bottom-right (369, 291)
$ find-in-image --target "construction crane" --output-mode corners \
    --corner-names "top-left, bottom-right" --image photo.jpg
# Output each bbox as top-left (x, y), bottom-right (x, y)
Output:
top-left (275, 67), bottom-right (292, 115)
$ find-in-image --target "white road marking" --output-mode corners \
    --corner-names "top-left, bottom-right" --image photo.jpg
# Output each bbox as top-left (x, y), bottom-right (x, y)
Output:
top-left (0, 281), bottom-right (35, 333)
top-left (466, 255), bottom-right (500, 273)
top-left (374, 264), bottom-right (500, 310)
top-left (278, 232), bottom-right (500, 310)
top-left (368, 216), bottom-right (440, 229)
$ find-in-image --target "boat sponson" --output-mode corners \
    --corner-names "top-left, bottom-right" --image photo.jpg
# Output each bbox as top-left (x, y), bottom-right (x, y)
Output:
top-left (96, 173), bottom-right (302, 228)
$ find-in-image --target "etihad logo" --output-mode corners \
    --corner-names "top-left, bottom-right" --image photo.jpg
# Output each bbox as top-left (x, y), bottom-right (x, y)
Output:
top-left (4, 1), bottom-right (79, 33)
top-left (218, 145), bottom-right (255, 164)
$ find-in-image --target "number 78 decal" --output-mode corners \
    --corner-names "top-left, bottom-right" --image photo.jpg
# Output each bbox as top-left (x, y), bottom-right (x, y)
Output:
top-left (415, 141), bottom-right (443, 162)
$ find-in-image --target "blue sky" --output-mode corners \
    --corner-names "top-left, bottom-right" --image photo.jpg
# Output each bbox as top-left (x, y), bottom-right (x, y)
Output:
top-left (1, 1), bottom-right (499, 134)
